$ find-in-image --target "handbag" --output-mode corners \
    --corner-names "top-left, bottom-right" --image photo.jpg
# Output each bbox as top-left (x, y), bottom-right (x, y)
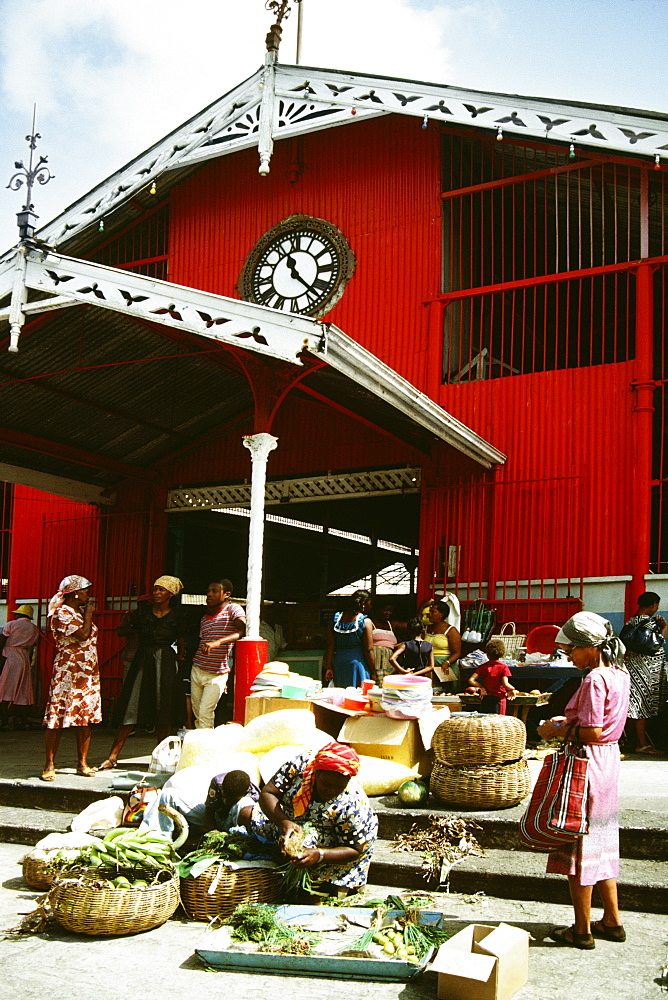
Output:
top-left (122, 784), bottom-right (161, 826)
top-left (148, 735), bottom-right (182, 776)
top-left (518, 743), bottom-right (589, 852)
top-left (619, 618), bottom-right (664, 656)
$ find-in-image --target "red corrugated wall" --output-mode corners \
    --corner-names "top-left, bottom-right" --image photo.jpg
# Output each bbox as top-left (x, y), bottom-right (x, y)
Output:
top-left (9, 486), bottom-right (99, 602)
top-left (162, 393), bottom-right (424, 485)
top-left (166, 116), bottom-right (641, 592)
top-left (434, 361), bottom-right (636, 582)
top-left (169, 117), bottom-right (442, 390)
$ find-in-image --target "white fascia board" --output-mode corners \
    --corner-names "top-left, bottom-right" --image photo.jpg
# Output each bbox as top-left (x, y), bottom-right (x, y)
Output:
top-left (317, 325), bottom-right (506, 468)
top-left (7, 65), bottom-right (667, 261)
top-left (6, 69), bottom-right (266, 256)
top-left (22, 250), bottom-right (323, 366)
top-left (13, 248), bottom-right (503, 469)
top-left (274, 65), bottom-right (668, 156)
top-left (0, 463), bottom-right (115, 505)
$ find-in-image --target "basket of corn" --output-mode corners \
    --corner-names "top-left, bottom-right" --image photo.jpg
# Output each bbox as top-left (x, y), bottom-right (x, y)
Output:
top-left (49, 827), bottom-right (180, 936)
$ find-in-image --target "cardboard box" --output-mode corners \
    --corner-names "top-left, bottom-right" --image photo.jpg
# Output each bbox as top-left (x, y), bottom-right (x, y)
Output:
top-left (338, 714), bottom-right (432, 777)
top-left (431, 923), bottom-right (529, 1000)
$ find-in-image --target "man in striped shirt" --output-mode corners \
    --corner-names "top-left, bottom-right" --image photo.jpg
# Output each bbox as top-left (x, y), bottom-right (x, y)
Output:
top-left (190, 579), bottom-right (246, 728)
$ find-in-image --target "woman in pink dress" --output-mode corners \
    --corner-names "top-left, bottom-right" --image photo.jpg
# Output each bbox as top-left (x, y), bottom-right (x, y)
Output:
top-left (0, 604), bottom-right (38, 727)
top-left (42, 575), bottom-right (101, 781)
top-left (538, 611), bottom-right (630, 949)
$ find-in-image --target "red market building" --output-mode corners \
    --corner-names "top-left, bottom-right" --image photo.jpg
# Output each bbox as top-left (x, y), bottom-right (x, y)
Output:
top-left (1, 36), bottom-right (667, 709)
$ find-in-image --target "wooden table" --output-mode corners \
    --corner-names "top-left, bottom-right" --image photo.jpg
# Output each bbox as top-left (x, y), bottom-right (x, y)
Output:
top-left (458, 692), bottom-right (551, 724)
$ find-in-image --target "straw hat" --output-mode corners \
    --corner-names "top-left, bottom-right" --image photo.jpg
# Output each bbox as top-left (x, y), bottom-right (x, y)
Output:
top-left (13, 604), bottom-right (34, 618)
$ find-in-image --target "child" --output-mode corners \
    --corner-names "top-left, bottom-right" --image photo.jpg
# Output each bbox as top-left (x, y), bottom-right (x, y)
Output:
top-left (389, 618), bottom-right (435, 678)
top-left (469, 638), bottom-right (518, 714)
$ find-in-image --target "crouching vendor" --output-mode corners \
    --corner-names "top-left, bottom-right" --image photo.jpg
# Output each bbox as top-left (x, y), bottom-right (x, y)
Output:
top-left (250, 742), bottom-right (378, 896)
top-left (140, 766), bottom-right (259, 839)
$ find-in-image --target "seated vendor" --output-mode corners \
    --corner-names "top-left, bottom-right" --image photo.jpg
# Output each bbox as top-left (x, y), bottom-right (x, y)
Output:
top-left (250, 742), bottom-right (378, 897)
top-left (140, 765), bottom-right (259, 838)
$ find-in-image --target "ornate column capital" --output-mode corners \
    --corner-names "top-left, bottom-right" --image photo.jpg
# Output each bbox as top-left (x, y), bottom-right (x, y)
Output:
top-left (243, 432), bottom-right (278, 462)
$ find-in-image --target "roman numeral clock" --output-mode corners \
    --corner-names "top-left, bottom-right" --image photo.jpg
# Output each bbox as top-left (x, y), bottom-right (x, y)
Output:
top-left (238, 215), bottom-right (356, 319)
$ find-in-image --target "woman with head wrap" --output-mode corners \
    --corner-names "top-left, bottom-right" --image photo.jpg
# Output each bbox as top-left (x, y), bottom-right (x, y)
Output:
top-left (42, 575), bottom-right (100, 781)
top-left (250, 741), bottom-right (378, 896)
top-left (537, 612), bottom-right (630, 950)
top-left (98, 576), bottom-right (186, 770)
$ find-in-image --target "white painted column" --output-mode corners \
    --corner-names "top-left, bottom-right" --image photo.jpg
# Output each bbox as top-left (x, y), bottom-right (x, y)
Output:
top-left (242, 432), bottom-right (278, 638)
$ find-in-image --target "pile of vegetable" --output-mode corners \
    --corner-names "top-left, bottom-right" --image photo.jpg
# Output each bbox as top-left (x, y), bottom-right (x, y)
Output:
top-left (391, 815), bottom-right (483, 883)
top-left (222, 903), bottom-right (320, 955)
top-left (177, 829), bottom-right (252, 880)
top-left (23, 832), bottom-right (99, 873)
top-left (86, 827), bottom-right (177, 874)
top-left (350, 894), bottom-right (451, 963)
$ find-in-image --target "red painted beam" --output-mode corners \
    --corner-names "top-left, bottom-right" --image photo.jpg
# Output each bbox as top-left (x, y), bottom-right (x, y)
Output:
top-left (441, 158), bottom-right (600, 200)
top-left (427, 253), bottom-right (668, 303)
top-left (0, 426), bottom-right (159, 483)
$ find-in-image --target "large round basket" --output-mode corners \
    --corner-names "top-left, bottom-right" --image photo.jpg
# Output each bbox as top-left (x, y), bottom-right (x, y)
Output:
top-left (22, 855), bottom-right (60, 891)
top-left (430, 758), bottom-right (531, 810)
top-left (432, 714), bottom-right (526, 766)
top-left (180, 863), bottom-right (282, 921)
top-left (50, 871), bottom-right (180, 936)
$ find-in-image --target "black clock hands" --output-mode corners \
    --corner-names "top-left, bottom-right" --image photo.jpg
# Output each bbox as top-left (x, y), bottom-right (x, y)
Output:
top-left (286, 254), bottom-right (311, 289)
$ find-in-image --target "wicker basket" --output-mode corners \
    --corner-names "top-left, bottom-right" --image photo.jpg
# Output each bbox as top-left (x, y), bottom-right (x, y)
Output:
top-left (432, 713), bottom-right (526, 766)
top-left (430, 758), bottom-right (531, 810)
top-left (22, 855), bottom-right (61, 891)
top-left (496, 622), bottom-right (527, 657)
top-left (50, 870), bottom-right (180, 936)
top-left (180, 862), bottom-right (282, 921)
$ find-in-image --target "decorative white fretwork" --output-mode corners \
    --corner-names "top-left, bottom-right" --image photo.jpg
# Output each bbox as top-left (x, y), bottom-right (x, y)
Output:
top-left (3, 249), bottom-right (323, 364)
top-left (18, 63), bottom-right (666, 255)
top-left (166, 466), bottom-right (422, 512)
top-left (0, 245), bottom-right (505, 467)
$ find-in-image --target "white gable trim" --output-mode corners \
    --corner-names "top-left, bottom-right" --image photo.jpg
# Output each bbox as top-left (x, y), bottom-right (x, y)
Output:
top-left (0, 248), bottom-right (505, 469)
top-left (16, 65), bottom-right (667, 255)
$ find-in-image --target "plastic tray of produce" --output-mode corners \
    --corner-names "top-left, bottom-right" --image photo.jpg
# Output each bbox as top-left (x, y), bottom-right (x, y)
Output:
top-left (196, 905), bottom-right (446, 980)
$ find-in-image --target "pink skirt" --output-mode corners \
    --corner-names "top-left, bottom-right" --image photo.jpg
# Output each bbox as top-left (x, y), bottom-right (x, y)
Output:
top-left (0, 648), bottom-right (34, 705)
top-left (546, 743), bottom-right (621, 886)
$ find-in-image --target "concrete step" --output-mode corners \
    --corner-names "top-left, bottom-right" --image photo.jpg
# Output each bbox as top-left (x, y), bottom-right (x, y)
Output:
top-left (369, 840), bottom-right (668, 914)
top-left (373, 800), bottom-right (668, 861)
top-left (0, 803), bottom-right (74, 844)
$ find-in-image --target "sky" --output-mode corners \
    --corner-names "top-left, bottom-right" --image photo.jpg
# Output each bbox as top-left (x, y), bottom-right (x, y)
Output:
top-left (0, 0), bottom-right (667, 252)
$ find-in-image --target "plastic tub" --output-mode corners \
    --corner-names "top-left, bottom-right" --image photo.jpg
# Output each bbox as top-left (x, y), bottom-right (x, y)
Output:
top-left (281, 681), bottom-right (315, 699)
top-left (343, 695), bottom-right (369, 711)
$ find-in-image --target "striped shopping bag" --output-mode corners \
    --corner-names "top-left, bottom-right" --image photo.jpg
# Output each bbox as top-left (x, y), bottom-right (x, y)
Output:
top-left (518, 744), bottom-right (589, 852)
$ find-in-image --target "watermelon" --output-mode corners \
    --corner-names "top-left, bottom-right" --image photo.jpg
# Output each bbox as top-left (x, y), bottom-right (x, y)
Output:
top-left (396, 779), bottom-right (428, 806)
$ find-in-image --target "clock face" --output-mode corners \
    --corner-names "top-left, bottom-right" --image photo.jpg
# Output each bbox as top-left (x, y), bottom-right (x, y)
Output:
top-left (239, 215), bottom-right (355, 319)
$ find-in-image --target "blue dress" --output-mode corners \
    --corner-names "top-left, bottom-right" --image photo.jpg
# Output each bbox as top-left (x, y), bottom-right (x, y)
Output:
top-left (332, 612), bottom-right (370, 687)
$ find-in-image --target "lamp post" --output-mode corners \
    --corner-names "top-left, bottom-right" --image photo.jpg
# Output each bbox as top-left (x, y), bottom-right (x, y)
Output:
top-left (5, 108), bottom-right (55, 354)
top-left (6, 106), bottom-right (54, 242)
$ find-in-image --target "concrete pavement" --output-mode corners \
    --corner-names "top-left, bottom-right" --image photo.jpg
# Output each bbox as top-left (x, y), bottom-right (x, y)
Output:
top-left (1, 842), bottom-right (667, 1000)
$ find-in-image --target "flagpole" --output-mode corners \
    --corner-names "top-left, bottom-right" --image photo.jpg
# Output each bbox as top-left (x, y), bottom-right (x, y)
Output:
top-left (296, 0), bottom-right (304, 63)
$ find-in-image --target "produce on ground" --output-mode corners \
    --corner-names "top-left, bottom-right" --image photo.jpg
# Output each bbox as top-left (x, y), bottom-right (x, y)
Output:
top-left (396, 779), bottom-right (429, 806)
top-left (391, 815), bottom-right (483, 883)
top-left (177, 829), bottom-right (253, 880)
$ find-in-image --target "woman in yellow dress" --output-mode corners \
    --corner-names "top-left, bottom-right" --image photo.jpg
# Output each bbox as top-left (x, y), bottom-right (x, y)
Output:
top-left (425, 599), bottom-right (462, 692)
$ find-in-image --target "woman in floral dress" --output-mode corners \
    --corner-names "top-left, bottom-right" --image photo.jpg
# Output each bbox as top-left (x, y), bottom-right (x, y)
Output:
top-left (622, 591), bottom-right (667, 754)
top-left (251, 742), bottom-right (378, 895)
top-left (42, 575), bottom-right (101, 781)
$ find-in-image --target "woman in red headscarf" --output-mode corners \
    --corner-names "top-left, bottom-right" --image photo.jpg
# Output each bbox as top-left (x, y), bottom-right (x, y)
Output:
top-left (250, 742), bottom-right (378, 895)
